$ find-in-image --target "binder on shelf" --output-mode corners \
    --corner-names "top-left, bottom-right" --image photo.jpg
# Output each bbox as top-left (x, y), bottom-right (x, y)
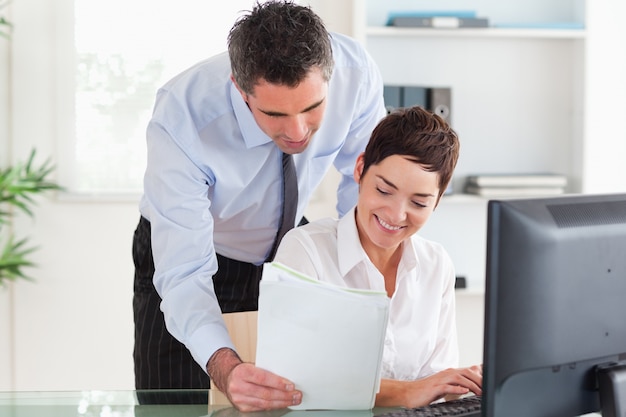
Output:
top-left (382, 85), bottom-right (402, 113)
top-left (464, 185), bottom-right (566, 198)
top-left (386, 11), bottom-right (489, 28)
top-left (387, 10), bottom-right (477, 23)
top-left (390, 16), bottom-right (489, 28)
top-left (465, 173), bottom-right (568, 188)
top-left (383, 85), bottom-right (452, 123)
top-left (256, 262), bottom-right (390, 410)
top-left (403, 86), bottom-right (429, 108)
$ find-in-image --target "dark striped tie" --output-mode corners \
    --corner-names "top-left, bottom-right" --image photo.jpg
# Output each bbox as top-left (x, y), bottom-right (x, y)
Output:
top-left (267, 152), bottom-right (298, 261)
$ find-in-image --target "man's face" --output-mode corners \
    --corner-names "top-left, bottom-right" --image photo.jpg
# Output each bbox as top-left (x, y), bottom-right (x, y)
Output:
top-left (233, 68), bottom-right (328, 155)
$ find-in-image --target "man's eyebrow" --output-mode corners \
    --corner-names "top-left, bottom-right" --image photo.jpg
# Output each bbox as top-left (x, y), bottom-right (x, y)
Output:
top-left (259, 97), bottom-right (325, 117)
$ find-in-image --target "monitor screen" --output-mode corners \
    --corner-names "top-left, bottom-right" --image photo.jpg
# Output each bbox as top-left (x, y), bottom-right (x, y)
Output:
top-left (482, 193), bottom-right (626, 417)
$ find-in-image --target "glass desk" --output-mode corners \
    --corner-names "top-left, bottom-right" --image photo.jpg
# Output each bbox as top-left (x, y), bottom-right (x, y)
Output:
top-left (0, 390), bottom-right (382, 417)
top-left (0, 391), bottom-right (604, 417)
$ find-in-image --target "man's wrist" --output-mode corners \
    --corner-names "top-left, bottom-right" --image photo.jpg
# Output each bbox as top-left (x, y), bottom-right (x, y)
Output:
top-left (206, 348), bottom-right (243, 393)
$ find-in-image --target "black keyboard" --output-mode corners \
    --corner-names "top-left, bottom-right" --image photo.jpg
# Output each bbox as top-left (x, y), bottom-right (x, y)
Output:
top-left (376, 395), bottom-right (482, 417)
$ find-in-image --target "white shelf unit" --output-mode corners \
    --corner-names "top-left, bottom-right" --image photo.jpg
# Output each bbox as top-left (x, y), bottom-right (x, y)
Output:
top-left (364, 28), bottom-right (585, 196)
top-left (353, 0), bottom-right (626, 288)
top-left (366, 26), bottom-right (586, 40)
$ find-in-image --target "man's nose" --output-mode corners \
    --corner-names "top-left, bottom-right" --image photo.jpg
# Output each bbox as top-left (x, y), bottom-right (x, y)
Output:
top-left (284, 115), bottom-right (307, 141)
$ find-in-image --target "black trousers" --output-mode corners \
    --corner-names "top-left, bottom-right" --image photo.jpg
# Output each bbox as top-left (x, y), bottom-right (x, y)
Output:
top-left (132, 216), bottom-right (263, 403)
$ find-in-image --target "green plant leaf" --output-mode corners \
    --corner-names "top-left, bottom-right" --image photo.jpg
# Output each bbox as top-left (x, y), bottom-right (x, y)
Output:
top-left (0, 149), bottom-right (64, 218)
top-left (0, 149), bottom-right (62, 286)
top-left (0, 15), bottom-right (11, 40)
top-left (0, 236), bottom-right (37, 284)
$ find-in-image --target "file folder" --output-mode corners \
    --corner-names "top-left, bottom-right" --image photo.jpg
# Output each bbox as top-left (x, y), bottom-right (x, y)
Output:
top-left (256, 262), bottom-right (390, 410)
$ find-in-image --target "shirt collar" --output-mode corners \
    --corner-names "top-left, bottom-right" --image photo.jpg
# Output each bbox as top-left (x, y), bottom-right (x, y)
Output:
top-left (337, 206), bottom-right (371, 277)
top-left (401, 234), bottom-right (418, 272)
top-left (230, 81), bottom-right (273, 148)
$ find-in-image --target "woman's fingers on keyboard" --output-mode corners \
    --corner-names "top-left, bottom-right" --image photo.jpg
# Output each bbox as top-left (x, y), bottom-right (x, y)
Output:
top-left (458, 366), bottom-right (483, 395)
top-left (437, 367), bottom-right (483, 396)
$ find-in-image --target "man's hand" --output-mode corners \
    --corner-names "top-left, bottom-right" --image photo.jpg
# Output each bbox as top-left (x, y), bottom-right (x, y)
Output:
top-left (207, 348), bottom-right (302, 412)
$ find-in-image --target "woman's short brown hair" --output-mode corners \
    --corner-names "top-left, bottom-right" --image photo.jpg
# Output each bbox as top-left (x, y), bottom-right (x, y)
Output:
top-left (361, 106), bottom-right (460, 201)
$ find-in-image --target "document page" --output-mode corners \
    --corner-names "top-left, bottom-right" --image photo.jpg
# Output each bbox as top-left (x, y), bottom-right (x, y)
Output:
top-left (256, 262), bottom-right (390, 410)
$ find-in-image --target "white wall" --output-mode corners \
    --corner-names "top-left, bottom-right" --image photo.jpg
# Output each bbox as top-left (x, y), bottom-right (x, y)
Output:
top-left (6, 0), bottom-right (137, 390)
top-left (582, 0), bottom-right (626, 192)
top-left (2, 0), bottom-right (624, 392)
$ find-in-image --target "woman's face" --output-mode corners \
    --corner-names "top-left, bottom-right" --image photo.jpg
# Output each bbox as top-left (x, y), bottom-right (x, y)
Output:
top-left (353, 153), bottom-right (440, 255)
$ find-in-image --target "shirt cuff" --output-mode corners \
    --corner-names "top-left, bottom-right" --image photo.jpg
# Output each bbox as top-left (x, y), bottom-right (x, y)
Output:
top-left (188, 321), bottom-right (236, 373)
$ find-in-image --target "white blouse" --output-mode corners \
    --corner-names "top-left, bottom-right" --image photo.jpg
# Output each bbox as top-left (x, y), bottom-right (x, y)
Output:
top-left (273, 207), bottom-right (459, 380)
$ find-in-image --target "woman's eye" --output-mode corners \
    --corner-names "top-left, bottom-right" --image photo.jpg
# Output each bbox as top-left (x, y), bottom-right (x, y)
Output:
top-left (376, 187), bottom-right (390, 195)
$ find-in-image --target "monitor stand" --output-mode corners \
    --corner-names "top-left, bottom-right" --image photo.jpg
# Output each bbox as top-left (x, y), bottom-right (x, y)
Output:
top-left (597, 361), bottom-right (626, 417)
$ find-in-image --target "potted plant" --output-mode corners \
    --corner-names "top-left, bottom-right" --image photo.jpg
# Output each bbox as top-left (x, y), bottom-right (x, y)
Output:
top-left (0, 1), bottom-right (11, 39)
top-left (1, 2), bottom-right (63, 285)
top-left (0, 151), bottom-right (62, 285)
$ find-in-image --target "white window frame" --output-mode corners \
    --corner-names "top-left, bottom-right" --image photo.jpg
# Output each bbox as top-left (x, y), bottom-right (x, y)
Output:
top-left (50, 0), bottom-right (259, 199)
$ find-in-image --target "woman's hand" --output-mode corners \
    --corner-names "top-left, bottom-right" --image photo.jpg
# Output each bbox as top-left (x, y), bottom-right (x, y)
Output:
top-left (376, 364), bottom-right (483, 409)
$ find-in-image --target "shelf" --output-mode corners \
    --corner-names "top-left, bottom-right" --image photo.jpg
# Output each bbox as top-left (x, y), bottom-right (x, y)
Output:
top-left (441, 193), bottom-right (486, 204)
top-left (359, 0), bottom-right (626, 290)
top-left (366, 26), bottom-right (586, 40)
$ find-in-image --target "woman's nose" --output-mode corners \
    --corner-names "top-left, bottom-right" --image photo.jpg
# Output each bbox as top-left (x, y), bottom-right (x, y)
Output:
top-left (387, 200), bottom-right (407, 224)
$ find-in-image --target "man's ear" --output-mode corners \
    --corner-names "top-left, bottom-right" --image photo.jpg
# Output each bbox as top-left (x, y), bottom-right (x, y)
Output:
top-left (353, 153), bottom-right (365, 184)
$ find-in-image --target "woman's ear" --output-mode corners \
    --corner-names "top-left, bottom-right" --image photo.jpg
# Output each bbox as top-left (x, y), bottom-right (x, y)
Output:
top-left (353, 153), bottom-right (365, 184)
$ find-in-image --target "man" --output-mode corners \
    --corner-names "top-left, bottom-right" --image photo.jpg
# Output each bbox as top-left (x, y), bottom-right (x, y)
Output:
top-left (132, 0), bottom-right (385, 411)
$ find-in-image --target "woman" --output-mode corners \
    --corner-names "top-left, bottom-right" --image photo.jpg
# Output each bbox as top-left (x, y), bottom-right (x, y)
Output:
top-left (273, 106), bottom-right (482, 408)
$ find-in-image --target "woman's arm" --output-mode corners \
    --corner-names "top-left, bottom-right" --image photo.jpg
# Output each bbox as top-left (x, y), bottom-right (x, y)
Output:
top-left (375, 365), bottom-right (483, 408)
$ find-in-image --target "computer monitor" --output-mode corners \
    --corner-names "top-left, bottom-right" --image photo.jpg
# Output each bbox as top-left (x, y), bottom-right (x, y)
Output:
top-left (482, 193), bottom-right (626, 417)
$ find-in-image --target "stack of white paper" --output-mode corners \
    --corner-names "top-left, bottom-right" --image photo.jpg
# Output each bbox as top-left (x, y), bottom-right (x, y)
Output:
top-left (256, 262), bottom-right (390, 410)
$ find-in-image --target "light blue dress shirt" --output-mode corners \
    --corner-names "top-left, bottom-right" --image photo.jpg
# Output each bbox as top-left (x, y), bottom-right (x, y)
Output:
top-left (138, 32), bottom-right (386, 370)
